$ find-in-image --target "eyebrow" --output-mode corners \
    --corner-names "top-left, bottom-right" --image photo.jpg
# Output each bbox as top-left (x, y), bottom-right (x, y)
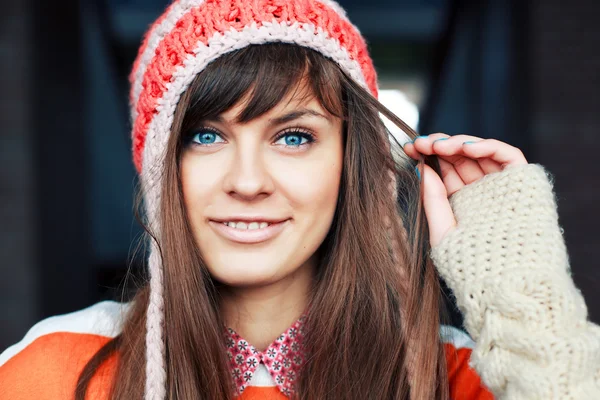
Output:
top-left (268, 109), bottom-right (331, 125)
top-left (208, 108), bottom-right (331, 126)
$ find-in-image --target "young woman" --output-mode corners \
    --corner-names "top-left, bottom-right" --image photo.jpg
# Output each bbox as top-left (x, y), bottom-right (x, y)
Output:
top-left (1, 1), bottom-right (599, 399)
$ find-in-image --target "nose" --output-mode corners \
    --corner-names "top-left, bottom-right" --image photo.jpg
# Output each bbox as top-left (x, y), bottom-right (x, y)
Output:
top-left (222, 143), bottom-right (275, 201)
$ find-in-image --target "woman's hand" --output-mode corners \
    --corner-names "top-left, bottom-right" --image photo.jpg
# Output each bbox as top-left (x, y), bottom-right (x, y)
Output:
top-left (403, 133), bottom-right (528, 247)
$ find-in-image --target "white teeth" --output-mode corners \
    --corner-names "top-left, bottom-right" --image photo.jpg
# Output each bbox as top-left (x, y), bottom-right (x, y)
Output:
top-left (222, 221), bottom-right (272, 229)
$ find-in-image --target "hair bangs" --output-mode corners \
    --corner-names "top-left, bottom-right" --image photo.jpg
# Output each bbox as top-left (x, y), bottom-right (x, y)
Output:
top-left (180, 43), bottom-right (344, 138)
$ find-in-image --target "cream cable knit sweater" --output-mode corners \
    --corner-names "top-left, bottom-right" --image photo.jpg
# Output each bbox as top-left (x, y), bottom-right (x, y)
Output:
top-left (430, 163), bottom-right (600, 399)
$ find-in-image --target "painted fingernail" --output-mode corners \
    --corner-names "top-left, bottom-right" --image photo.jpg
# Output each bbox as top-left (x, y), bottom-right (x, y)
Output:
top-left (463, 141), bottom-right (476, 145)
top-left (415, 165), bottom-right (421, 180)
top-left (411, 135), bottom-right (429, 143)
top-left (433, 138), bottom-right (449, 143)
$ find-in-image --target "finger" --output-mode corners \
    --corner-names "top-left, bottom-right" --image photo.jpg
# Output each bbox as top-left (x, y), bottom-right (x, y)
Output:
top-left (433, 133), bottom-right (483, 145)
top-left (430, 135), bottom-right (527, 167)
top-left (433, 152), bottom-right (502, 175)
top-left (461, 139), bottom-right (528, 166)
top-left (421, 164), bottom-right (456, 248)
top-left (437, 158), bottom-right (465, 196)
top-left (432, 139), bottom-right (486, 185)
top-left (426, 136), bottom-right (505, 174)
top-left (403, 133), bottom-right (449, 160)
top-left (448, 156), bottom-right (486, 185)
top-left (410, 133), bottom-right (450, 155)
top-left (476, 158), bottom-right (503, 175)
top-left (402, 142), bottom-right (421, 161)
top-left (429, 134), bottom-right (483, 156)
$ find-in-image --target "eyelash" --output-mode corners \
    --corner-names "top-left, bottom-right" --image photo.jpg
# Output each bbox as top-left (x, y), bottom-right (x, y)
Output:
top-left (185, 127), bottom-right (223, 146)
top-left (185, 126), bottom-right (317, 148)
top-left (273, 127), bottom-right (316, 147)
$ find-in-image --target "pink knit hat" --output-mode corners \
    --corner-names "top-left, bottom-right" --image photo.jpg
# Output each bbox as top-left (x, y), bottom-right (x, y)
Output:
top-left (129, 1), bottom-right (378, 398)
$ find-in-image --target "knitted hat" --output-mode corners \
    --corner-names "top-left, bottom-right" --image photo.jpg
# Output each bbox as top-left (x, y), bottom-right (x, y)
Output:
top-left (129, 1), bottom-right (378, 398)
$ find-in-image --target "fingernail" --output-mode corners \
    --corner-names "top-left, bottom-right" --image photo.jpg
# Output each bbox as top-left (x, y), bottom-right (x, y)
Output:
top-left (433, 138), bottom-right (449, 143)
top-left (415, 165), bottom-right (421, 180)
top-left (463, 141), bottom-right (476, 145)
top-left (411, 135), bottom-right (428, 143)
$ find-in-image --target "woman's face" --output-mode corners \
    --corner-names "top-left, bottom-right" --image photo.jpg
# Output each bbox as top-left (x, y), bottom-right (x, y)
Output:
top-left (180, 89), bottom-right (343, 287)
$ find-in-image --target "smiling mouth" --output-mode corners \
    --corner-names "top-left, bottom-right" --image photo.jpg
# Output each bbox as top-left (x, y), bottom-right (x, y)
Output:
top-left (208, 219), bottom-right (290, 244)
top-left (220, 221), bottom-right (271, 230)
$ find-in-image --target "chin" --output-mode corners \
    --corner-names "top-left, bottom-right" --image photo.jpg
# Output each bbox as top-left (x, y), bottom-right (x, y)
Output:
top-left (206, 252), bottom-right (292, 287)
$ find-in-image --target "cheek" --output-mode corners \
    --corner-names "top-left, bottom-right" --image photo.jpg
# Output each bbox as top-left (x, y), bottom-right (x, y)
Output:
top-left (273, 143), bottom-right (344, 241)
top-left (180, 153), bottom-right (222, 226)
top-left (278, 160), bottom-right (342, 214)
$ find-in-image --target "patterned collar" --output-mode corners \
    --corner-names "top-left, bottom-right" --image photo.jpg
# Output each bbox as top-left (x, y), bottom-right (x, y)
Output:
top-left (224, 314), bottom-right (307, 396)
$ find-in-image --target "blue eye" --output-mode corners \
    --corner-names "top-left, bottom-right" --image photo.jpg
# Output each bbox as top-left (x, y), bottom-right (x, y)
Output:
top-left (274, 131), bottom-right (314, 147)
top-left (190, 130), bottom-right (224, 146)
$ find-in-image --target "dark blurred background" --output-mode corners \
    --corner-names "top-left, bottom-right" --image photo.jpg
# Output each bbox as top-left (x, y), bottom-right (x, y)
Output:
top-left (1, 0), bottom-right (599, 350)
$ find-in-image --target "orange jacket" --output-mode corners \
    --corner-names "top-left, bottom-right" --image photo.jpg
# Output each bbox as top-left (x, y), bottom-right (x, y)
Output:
top-left (0, 302), bottom-right (493, 399)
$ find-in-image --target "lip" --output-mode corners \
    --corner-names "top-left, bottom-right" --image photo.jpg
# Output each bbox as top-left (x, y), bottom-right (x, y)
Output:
top-left (208, 219), bottom-right (290, 244)
top-left (210, 216), bottom-right (288, 224)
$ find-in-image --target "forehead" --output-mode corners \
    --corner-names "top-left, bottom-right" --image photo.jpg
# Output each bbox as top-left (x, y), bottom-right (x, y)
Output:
top-left (217, 81), bottom-right (331, 124)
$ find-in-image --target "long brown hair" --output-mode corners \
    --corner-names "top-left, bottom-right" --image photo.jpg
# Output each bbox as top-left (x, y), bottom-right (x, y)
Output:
top-left (76, 43), bottom-right (449, 400)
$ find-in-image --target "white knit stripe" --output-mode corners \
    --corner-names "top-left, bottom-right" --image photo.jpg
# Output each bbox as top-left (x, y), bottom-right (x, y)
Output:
top-left (0, 301), bottom-right (130, 368)
top-left (140, 20), bottom-right (368, 221)
top-left (145, 243), bottom-right (167, 400)
top-left (440, 324), bottom-right (475, 350)
top-left (131, 0), bottom-right (206, 121)
top-left (317, 0), bottom-right (348, 20)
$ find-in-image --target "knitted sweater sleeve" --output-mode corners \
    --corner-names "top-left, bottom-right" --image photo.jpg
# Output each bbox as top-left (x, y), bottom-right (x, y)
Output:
top-left (429, 163), bottom-right (600, 399)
